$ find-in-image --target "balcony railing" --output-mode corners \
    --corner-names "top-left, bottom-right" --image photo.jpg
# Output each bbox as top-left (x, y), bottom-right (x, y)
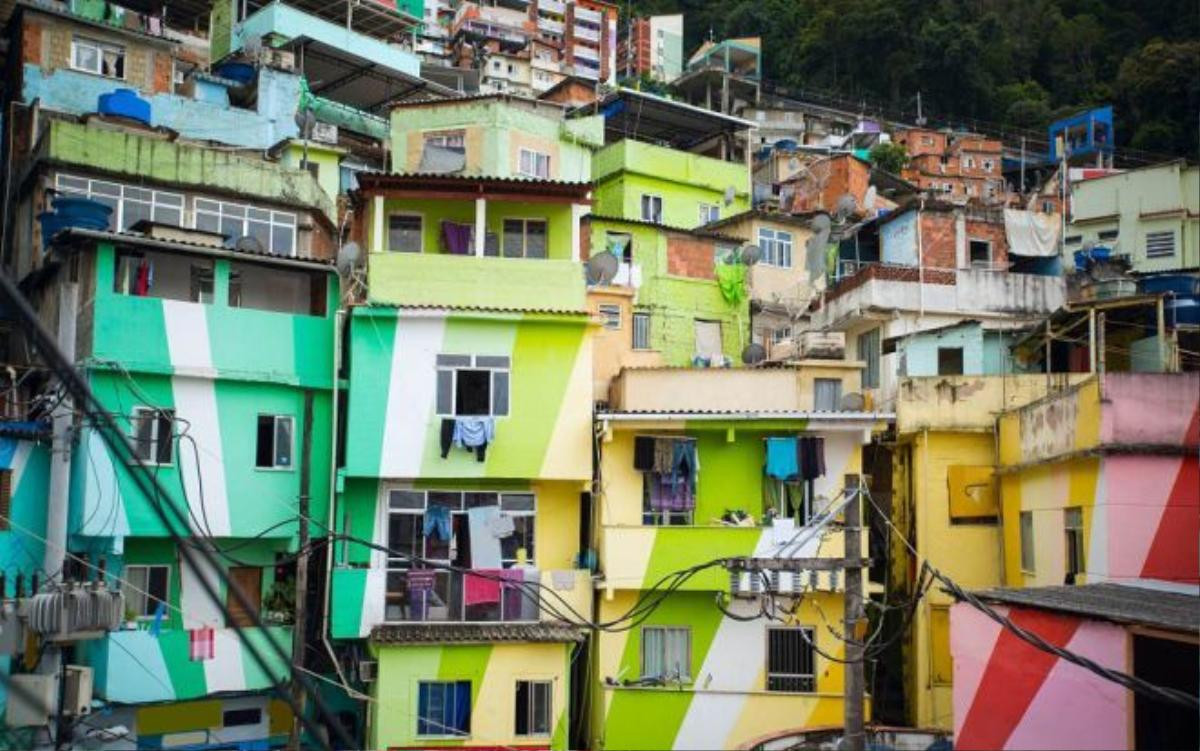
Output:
top-left (538, 16), bottom-right (565, 34)
top-left (384, 568), bottom-right (540, 623)
top-left (539, 0), bottom-right (567, 15)
top-left (573, 23), bottom-right (601, 43)
top-left (575, 5), bottom-right (603, 23)
top-left (574, 42), bottom-right (600, 61)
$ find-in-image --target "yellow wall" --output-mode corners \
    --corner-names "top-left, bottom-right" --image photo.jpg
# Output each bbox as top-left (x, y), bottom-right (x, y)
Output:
top-left (587, 288), bottom-right (665, 401)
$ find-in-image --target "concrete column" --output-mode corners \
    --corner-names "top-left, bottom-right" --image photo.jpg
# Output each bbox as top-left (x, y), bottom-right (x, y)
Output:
top-left (955, 210), bottom-right (967, 268)
top-left (43, 281), bottom-right (77, 581)
top-left (474, 197), bottom-right (487, 257)
top-left (372, 195), bottom-right (384, 253)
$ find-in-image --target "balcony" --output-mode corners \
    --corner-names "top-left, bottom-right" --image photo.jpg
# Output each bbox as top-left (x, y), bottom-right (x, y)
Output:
top-left (368, 252), bottom-right (585, 310)
top-left (87, 626), bottom-right (292, 703)
top-left (573, 42), bottom-right (601, 61)
top-left (573, 23), bottom-right (601, 43)
top-left (575, 5), bottom-right (603, 24)
top-left (811, 263), bottom-right (1066, 330)
top-left (592, 139), bottom-right (751, 197)
top-left (539, 0), bottom-right (567, 15)
top-left (538, 16), bottom-right (566, 34)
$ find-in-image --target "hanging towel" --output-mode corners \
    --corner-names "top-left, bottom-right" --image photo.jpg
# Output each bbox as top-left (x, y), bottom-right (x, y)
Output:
top-left (467, 506), bottom-right (502, 568)
top-left (652, 438), bottom-right (674, 474)
top-left (464, 569), bottom-right (502, 606)
top-left (499, 568), bottom-right (526, 619)
top-left (189, 627), bottom-right (214, 661)
top-left (423, 506), bottom-right (453, 541)
top-left (671, 440), bottom-right (697, 490)
top-left (633, 436), bottom-right (656, 471)
top-left (766, 437), bottom-right (800, 480)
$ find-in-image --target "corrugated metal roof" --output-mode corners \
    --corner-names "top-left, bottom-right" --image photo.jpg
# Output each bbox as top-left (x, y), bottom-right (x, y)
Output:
top-left (0, 420), bottom-right (50, 440)
top-left (583, 214), bottom-right (743, 242)
top-left (355, 303), bottom-right (589, 317)
top-left (371, 622), bottom-right (585, 645)
top-left (597, 410), bottom-right (893, 420)
top-left (969, 583), bottom-right (1199, 633)
top-left (53, 229), bottom-right (337, 270)
top-left (355, 171), bottom-right (592, 190)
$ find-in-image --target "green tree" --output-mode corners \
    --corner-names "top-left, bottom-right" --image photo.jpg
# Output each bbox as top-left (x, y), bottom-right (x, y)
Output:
top-left (1116, 40), bottom-right (1200, 156)
top-left (868, 141), bottom-right (909, 174)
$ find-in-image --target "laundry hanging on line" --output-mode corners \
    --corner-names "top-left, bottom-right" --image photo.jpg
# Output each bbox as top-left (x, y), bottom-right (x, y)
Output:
top-left (766, 436), bottom-right (800, 480)
top-left (189, 626), bottom-right (214, 661)
top-left (439, 417), bottom-right (496, 462)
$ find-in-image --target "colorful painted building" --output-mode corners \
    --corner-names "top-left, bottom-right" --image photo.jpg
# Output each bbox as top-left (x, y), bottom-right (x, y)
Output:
top-left (591, 364), bottom-right (884, 750)
top-left (329, 102), bottom-right (597, 747)
top-left (996, 372), bottom-right (1199, 589)
top-left (951, 583), bottom-right (1198, 750)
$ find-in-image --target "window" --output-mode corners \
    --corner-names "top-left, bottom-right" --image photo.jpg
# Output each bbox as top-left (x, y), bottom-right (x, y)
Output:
top-left (387, 214), bottom-right (422, 253)
top-left (930, 606), bottom-right (953, 684)
top-left (502, 219), bottom-right (548, 258)
top-left (963, 156), bottom-right (975, 169)
top-left (227, 261), bottom-right (327, 316)
top-left (436, 354), bottom-right (510, 417)
top-left (194, 199), bottom-right (296, 256)
top-left (1064, 507), bottom-right (1085, 583)
top-left (0, 469), bottom-right (10, 531)
top-left (131, 407), bottom-right (174, 465)
top-left (1019, 510), bottom-right (1035, 572)
top-left (71, 37), bottom-right (125, 78)
top-left (518, 149), bottom-right (551, 179)
top-left (813, 378), bottom-right (842, 411)
top-left (514, 680), bottom-right (551, 737)
top-left (640, 194), bottom-right (663, 223)
top-left (1145, 231), bottom-right (1175, 258)
top-left (641, 626), bottom-right (690, 680)
top-left (857, 329), bottom-right (880, 389)
top-left (605, 231), bottom-right (633, 262)
top-left (255, 415), bottom-right (294, 469)
top-left (114, 250), bottom-right (214, 304)
top-left (1098, 229), bottom-right (1119, 241)
top-left (223, 708), bottom-right (262, 728)
top-left (1064, 235), bottom-right (1083, 245)
top-left (758, 227), bottom-right (793, 268)
top-left (771, 327), bottom-right (791, 345)
top-left (123, 564), bottom-right (169, 617)
top-left (937, 347), bottom-right (964, 376)
top-left (56, 175), bottom-right (183, 232)
top-left (982, 159), bottom-right (995, 172)
top-left (598, 303), bottom-right (621, 330)
top-left (632, 312), bottom-right (651, 350)
top-left (767, 627), bottom-right (815, 692)
top-left (417, 681), bottom-right (471, 737)
top-left (698, 203), bottom-right (720, 225)
top-left (969, 239), bottom-right (991, 266)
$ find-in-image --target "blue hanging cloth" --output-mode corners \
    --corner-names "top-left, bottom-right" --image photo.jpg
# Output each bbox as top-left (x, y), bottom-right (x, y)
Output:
top-left (766, 437), bottom-right (800, 480)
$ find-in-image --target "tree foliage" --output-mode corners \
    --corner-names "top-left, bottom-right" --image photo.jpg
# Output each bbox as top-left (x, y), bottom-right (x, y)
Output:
top-left (630, 0), bottom-right (1199, 156)
top-left (868, 141), bottom-right (909, 174)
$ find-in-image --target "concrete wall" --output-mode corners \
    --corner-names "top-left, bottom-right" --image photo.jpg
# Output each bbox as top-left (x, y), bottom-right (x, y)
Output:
top-left (895, 374), bottom-right (1086, 434)
top-left (587, 287), bottom-right (664, 401)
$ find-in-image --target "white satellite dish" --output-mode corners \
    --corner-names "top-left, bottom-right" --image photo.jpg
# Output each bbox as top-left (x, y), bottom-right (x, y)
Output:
top-left (586, 251), bottom-right (620, 286)
top-left (336, 242), bottom-right (361, 276)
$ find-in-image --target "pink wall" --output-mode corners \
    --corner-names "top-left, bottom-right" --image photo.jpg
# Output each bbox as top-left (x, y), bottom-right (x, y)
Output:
top-left (951, 603), bottom-right (1129, 750)
top-left (1100, 373), bottom-right (1199, 447)
top-left (1104, 455), bottom-right (1199, 583)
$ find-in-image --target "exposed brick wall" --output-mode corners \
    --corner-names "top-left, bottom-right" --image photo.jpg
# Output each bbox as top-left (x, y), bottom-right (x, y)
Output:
top-left (965, 219), bottom-right (1009, 266)
top-left (152, 52), bottom-right (173, 94)
top-left (919, 211), bottom-right (958, 269)
top-left (21, 21), bottom-right (42, 65)
top-left (666, 233), bottom-right (715, 279)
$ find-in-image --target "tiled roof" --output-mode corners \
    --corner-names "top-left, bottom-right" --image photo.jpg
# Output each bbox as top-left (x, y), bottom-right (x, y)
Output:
top-left (583, 214), bottom-right (743, 242)
top-left (355, 171), bottom-right (591, 190)
top-left (371, 622), bottom-right (586, 645)
top-left (356, 303), bottom-right (590, 317)
top-left (969, 583), bottom-right (1199, 633)
top-left (53, 229), bottom-right (337, 269)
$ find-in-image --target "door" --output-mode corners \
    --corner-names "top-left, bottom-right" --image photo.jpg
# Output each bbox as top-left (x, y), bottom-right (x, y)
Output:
top-left (694, 319), bottom-right (723, 359)
top-left (226, 567), bottom-right (262, 628)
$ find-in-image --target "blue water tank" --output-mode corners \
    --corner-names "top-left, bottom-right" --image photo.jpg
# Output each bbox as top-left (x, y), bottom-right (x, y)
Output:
top-left (213, 61), bottom-right (256, 84)
top-left (1139, 274), bottom-right (1200, 297)
top-left (52, 196), bottom-right (112, 230)
top-left (97, 88), bottom-right (151, 125)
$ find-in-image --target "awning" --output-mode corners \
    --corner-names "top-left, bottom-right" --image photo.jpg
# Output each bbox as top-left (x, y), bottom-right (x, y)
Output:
top-left (1004, 208), bottom-right (1061, 257)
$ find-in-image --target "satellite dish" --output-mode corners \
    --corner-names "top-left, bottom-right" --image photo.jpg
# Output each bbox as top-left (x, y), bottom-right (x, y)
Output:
top-left (834, 193), bottom-right (858, 223)
top-left (840, 392), bottom-right (866, 411)
top-left (336, 242), bottom-right (361, 275)
top-left (863, 185), bottom-right (877, 211)
top-left (740, 243), bottom-right (761, 266)
top-left (586, 251), bottom-right (620, 286)
top-left (234, 235), bottom-right (264, 253)
top-left (723, 185), bottom-right (736, 206)
top-left (741, 343), bottom-right (766, 365)
top-left (294, 109), bottom-right (316, 139)
top-left (809, 214), bottom-right (832, 234)
top-left (242, 34), bottom-right (264, 58)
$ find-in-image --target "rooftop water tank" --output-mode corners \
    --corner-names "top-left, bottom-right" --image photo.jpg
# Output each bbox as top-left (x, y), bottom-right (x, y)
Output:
top-left (97, 88), bottom-right (151, 125)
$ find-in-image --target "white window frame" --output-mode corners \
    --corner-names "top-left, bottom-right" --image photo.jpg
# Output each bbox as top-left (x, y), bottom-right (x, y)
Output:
top-left (56, 174), bottom-right (184, 232)
top-left (698, 203), bottom-right (720, 225)
top-left (766, 626), bottom-right (817, 692)
top-left (640, 194), bottom-right (663, 223)
top-left (598, 303), bottom-right (621, 330)
top-left (640, 625), bottom-right (691, 681)
top-left (1064, 507), bottom-right (1085, 578)
top-left (632, 312), bottom-right (651, 350)
top-left (71, 36), bottom-right (125, 78)
top-left (1145, 230), bottom-right (1175, 258)
top-left (130, 406), bottom-right (174, 465)
top-left (255, 414), bottom-right (295, 470)
top-left (194, 198), bottom-right (297, 257)
top-left (518, 148), bottom-right (551, 179)
top-left (435, 354), bottom-right (511, 418)
top-left (771, 326), bottom-right (791, 345)
top-left (1019, 510), bottom-right (1035, 573)
top-left (969, 238), bottom-right (992, 266)
top-left (758, 227), bottom-right (793, 268)
top-left (501, 218), bottom-right (548, 258)
top-left (424, 131), bottom-right (465, 150)
top-left (387, 212), bottom-right (424, 253)
top-left (123, 564), bottom-right (170, 619)
top-left (514, 679), bottom-right (552, 738)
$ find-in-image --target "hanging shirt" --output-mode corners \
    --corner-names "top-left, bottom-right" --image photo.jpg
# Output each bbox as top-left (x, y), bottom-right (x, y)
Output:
top-left (467, 506), bottom-right (503, 569)
top-left (766, 437), bottom-right (800, 480)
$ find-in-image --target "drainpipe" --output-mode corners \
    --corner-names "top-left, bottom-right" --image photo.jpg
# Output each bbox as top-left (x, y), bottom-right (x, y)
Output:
top-left (321, 308), bottom-right (352, 690)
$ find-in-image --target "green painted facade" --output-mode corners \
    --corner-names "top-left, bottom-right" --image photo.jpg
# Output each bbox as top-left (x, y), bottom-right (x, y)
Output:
top-left (588, 217), bottom-right (748, 365)
top-left (591, 140), bottom-right (751, 229)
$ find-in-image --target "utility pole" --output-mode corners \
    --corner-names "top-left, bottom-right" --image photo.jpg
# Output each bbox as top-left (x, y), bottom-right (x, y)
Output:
top-left (843, 478), bottom-right (865, 751)
top-left (288, 390), bottom-right (315, 751)
top-left (1020, 136), bottom-right (1026, 193)
top-left (915, 91), bottom-right (926, 127)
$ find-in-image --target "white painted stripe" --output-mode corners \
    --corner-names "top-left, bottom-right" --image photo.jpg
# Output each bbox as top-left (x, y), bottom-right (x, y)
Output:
top-left (360, 569), bottom-right (388, 638)
top-left (204, 628), bottom-right (246, 693)
top-left (172, 376), bottom-right (231, 537)
top-left (379, 316), bottom-right (445, 478)
top-left (673, 601), bottom-right (762, 749)
top-left (178, 547), bottom-right (225, 630)
top-left (1087, 462), bottom-right (1108, 581)
top-left (162, 301), bottom-right (217, 377)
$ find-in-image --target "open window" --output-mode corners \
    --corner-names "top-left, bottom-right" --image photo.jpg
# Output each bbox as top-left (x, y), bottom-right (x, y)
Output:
top-left (255, 415), bottom-right (294, 469)
top-left (228, 261), bottom-right (327, 317)
top-left (123, 564), bottom-right (169, 618)
top-left (969, 239), bottom-right (992, 267)
top-left (435, 355), bottom-right (510, 417)
top-left (514, 680), bottom-right (552, 737)
top-left (115, 249), bottom-right (215, 304)
top-left (937, 347), bottom-right (964, 375)
top-left (131, 407), bottom-right (174, 465)
top-left (71, 37), bottom-right (125, 78)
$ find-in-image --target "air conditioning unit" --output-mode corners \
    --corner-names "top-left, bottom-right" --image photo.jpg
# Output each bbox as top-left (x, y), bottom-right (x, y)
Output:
top-left (6, 674), bottom-right (54, 727)
top-left (310, 122), bottom-right (339, 145)
top-left (63, 665), bottom-right (94, 716)
top-left (359, 660), bottom-right (378, 683)
top-left (257, 48), bottom-right (295, 72)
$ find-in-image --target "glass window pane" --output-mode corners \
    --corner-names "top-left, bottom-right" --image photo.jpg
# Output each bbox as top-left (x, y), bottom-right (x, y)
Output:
top-left (491, 371), bottom-right (509, 416)
top-left (436, 355), bottom-right (472, 367)
top-left (195, 212), bottom-right (220, 234)
top-left (271, 225), bottom-right (295, 256)
top-left (503, 220), bottom-right (524, 258)
top-left (154, 206), bottom-right (183, 227)
top-left (274, 417), bottom-right (293, 467)
top-left (475, 355), bottom-right (509, 368)
top-left (125, 187), bottom-right (152, 202)
top-left (248, 207), bottom-right (271, 222)
top-left (389, 490), bottom-right (425, 510)
top-left (500, 493), bottom-right (534, 512)
top-left (436, 369), bottom-right (453, 414)
top-left (525, 221), bottom-right (547, 258)
top-left (121, 200), bottom-right (151, 231)
top-left (247, 219), bottom-right (272, 250)
top-left (220, 216), bottom-right (242, 244)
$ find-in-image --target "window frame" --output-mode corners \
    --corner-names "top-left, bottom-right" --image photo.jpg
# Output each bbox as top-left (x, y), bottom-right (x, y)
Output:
top-left (1019, 510), bottom-right (1035, 573)
top-left (130, 406), bottom-right (175, 466)
top-left (632, 312), bottom-right (651, 350)
top-left (193, 197), bottom-right (297, 257)
top-left (416, 680), bottom-right (472, 739)
top-left (813, 378), bottom-right (843, 412)
top-left (968, 238), bottom-right (992, 266)
top-left (640, 625), bottom-right (692, 681)
top-left (423, 130), bottom-right (466, 150)
top-left (1064, 507), bottom-right (1085, 580)
top-left (771, 326), bottom-right (792, 345)
top-left (640, 194), bottom-right (663, 224)
top-left (598, 303), bottom-right (621, 330)
top-left (758, 227), bottom-right (793, 268)
top-left (255, 414), bottom-right (295, 471)
top-left (937, 347), bottom-right (965, 376)
top-left (56, 174), bottom-right (184, 233)
top-left (435, 354), bottom-right (511, 418)
top-left (387, 212), bottom-right (424, 253)
top-left (501, 217), bottom-right (549, 259)
top-left (518, 148), bottom-right (551, 179)
top-left (857, 328), bottom-right (881, 389)
top-left (698, 203), bottom-right (720, 225)
top-left (766, 626), bottom-right (817, 693)
top-left (514, 679), bottom-right (553, 738)
top-left (70, 36), bottom-right (125, 79)
top-left (123, 563), bottom-right (171, 619)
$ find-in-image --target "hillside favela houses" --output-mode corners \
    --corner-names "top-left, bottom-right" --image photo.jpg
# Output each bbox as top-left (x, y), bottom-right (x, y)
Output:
top-left (0, 3), bottom-right (1195, 750)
